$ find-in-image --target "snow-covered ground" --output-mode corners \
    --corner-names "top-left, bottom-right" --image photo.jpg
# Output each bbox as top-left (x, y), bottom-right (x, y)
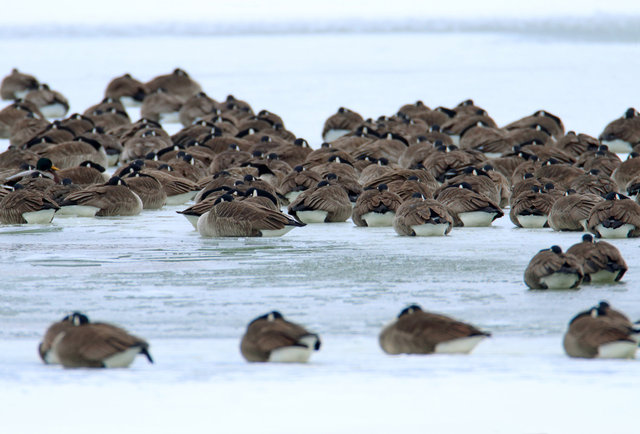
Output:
top-left (1, 2), bottom-right (640, 433)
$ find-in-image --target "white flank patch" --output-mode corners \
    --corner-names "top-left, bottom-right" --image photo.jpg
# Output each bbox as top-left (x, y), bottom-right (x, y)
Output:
top-left (322, 129), bottom-right (352, 143)
top-left (260, 226), bottom-right (295, 237)
top-left (540, 272), bottom-right (580, 289)
top-left (39, 103), bottom-right (67, 119)
top-left (22, 209), bottom-right (55, 224)
top-left (43, 349), bottom-right (60, 365)
top-left (588, 269), bottom-right (619, 284)
top-left (120, 96), bottom-right (142, 108)
top-left (14, 89), bottom-right (30, 99)
top-left (362, 211), bottom-right (395, 227)
top-left (106, 153), bottom-right (120, 167)
top-left (459, 211), bottom-right (498, 227)
top-left (597, 341), bottom-right (637, 359)
top-left (268, 346), bottom-right (313, 363)
top-left (296, 210), bottom-right (328, 223)
top-left (410, 223), bottom-right (449, 236)
top-left (165, 191), bottom-right (197, 206)
top-left (449, 134), bottom-right (460, 145)
top-left (159, 111), bottom-right (180, 124)
top-left (102, 347), bottom-right (141, 368)
top-left (284, 191), bottom-right (302, 203)
top-left (435, 335), bottom-right (486, 354)
top-left (196, 211), bottom-right (215, 237)
top-left (517, 215), bottom-right (548, 228)
top-left (601, 139), bottom-right (632, 153)
top-left (57, 205), bottom-right (100, 217)
top-left (182, 214), bottom-right (199, 230)
top-left (596, 223), bottom-right (635, 239)
top-left (580, 219), bottom-right (588, 231)
top-left (482, 152), bottom-right (502, 159)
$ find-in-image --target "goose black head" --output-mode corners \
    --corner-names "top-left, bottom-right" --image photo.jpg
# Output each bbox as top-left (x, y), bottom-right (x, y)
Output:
top-left (61, 312), bottom-right (89, 326)
top-left (245, 188), bottom-right (278, 205)
top-left (214, 194), bottom-right (234, 205)
top-left (582, 234), bottom-right (594, 243)
top-left (251, 311), bottom-right (284, 324)
top-left (293, 165), bottom-right (304, 173)
top-left (243, 174), bottom-right (256, 183)
top-left (106, 176), bottom-right (127, 186)
top-left (316, 180), bottom-right (331, 188)
top-left (157, 164), bottom-right (173, 172)
top-left (398, 304), bottom-right (422, 318)
top-left (550, 245), bottom-right (562, 254)
top-left (457, 182), bottom-right (473, 190)
top-left (378, 157), bottom-right (389, 166)
top-left (604, 192), bottom-right (627, 201)
top-left (62, 178), bottom-right (73, 186)
top-left (320, 142), bottom-right (331, 148)
top-left (410, 192), bottom-right (425, 200)
top-left (294, 138), bottom-right (309, 148)
top-left (530, 185), bottom-right (541, 193)
top-left (624, 108), bottom-right (637, 119)
top-left (377, 184), bottom-right (388, 192)
top-left (324, 173), bottom-right (338, 182)
top-left (80, 161), bottom-right (106, 172)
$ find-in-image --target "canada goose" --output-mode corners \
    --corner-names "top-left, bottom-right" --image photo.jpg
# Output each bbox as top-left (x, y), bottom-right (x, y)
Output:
top-left (146, 68), bottom-right (202, 103)
top-left (0, 101), bottom-right (42, 138)
top-left (524, 245), bottom-right (584, 289)
top-left (80, 127), bottom-right (124, 167)
top-left (578, 148), bottom-right (621, 178)
top-left (55, 161), bottom-right (109, 185)
top-left (59, 176), bottom-right (143, 217)
top-left (459, 123), bottom-right (514, 157)
top-left (277, 165), bottom-right (323, 204)
top-left (563, 302), bottom-right (638, 359)
top-left (124, 172), bottom-right (167, 210)
top-left (198, 194), bottom-right (304, 237)
top-left (288, 180), bottom-right (352, 223)
top-left (140, 88), bottom-right (183, 124)
top-left (24, 84), bottom-right (69, 119)
top-left (435, 182), bottom-right (503, 227)
top-left (139, 168), bottom-right (198, 205)
top-left (39, 137), bottom-right (108, 170)
top-left (438, 166), bottom-right (500, 205)
top-left (240, 311), bottom-right (321, 363)
top-left (0, 184), bottom-right (59, 224)
top-left (599, 108), bottom-right (640, 153)
top-left (39, 312), bottom-right (153, 368)
top-left (7, 114), bottom-right (49, 146)
top-left (505, 110), bottom-right (565, 139)
top-left (177, 188), bottom-right (237, 228)
top-left (569, 169), bottom-right (617, 197)
top-left (533, 158), bottom-right (584, 189)
top-left (611, 152), bottom-right (640, 192)
top-left (1, 68), bottom-right (39, 100)
top-left (322, 107), bottom-right (364, 142)
top-left (104, 73), bottom-right (147, 107)
top-left (393, 193), bottom-right (453, 236)
top-left (3, 157), bottom-right (60, 184)
top-left (387, 176), bottom-right (435, 201)
top-left (442, 112), bottom-right (497, 145)
top-left (555, 131), bottom-right (600, 158)
top-left (421, 145), bottom-right (487, 184)
top-left (509, 185), bottom-right (557, 228)
top-left (352, 135), bottom-right (409, 164)
top-left (352, 184), bottom-right (402, 227)
top-left (587, 192), bottom-right (640, 238)
top-left (379, 304), bottom-right (490, 355)
top-left (178, 92), bottom-right (219, 126)
top-left (548, 190), bottom-right (603, 231)
top-left (272, 138), bottom-right (313, 168)
top-left (566, 234), bottom-right (627, 283)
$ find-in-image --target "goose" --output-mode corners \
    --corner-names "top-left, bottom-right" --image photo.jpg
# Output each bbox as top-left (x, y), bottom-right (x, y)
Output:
top-left (524, 245), bottom-right (584, 289)
top-left (177, 188), bottom-right (237, 229)
top-left (178, 92), bottom-right (219, 126)
top-left (0, 184), bottom-right (59, 224)
top-left (39, 312), bottom-right (153, 368)
top-left (277, 165), bottom-right (323, 204)
top-left (1, 68), bottom-right (39, 100)
top-left (435, 182), bottom-right (503, 227)
top-left (387, 176), bottom-right (436, 201)
top-left (145, 68), bottom-right (202, 103)
top-left (288, 180), bottom-right (352, 223)
top-left (563, 302), bottom-right (638, 359)
top-left (24, 84), bottom-right (69, 119)
top-left (240, 311), bottom-right (321, 363)
top-left (197, 194), bottom-right (304, 237)
top-left (611, 152), bottom-right (640, 192)
top-left (55, 161), bottom-right (109, 185)
top-left (272, 138), bottom-right (313, 168)
top-left (438, 166), bottom-right (500, 205)
top-left (505, 110), bottom-right (565, 139)
top-left (509, 185), bottom-right (556, 228)
top-left (566, 234), bottom-right (627, 283)
top-left (599, 108), bottom-right (640, 153)
top-left (104, 73), bottom-right (147, 107)
top-left (548, 190), bottom-right (603, 232)
top-left (352, 184), bottom-right (402, 227)
top-left (587, 192), bottom-right (640, 238)
top-left (322, 107), bottom-right (364, 142)
top-left (393, 193), bottom-right (453, 236)
top-left (139, 168), bottom-right (198, 205)
top-left (569, 169), bottom-right (617, 197)
top-left (59, 176), bottom-right (143, 217)
top-left (38, 137), bottom-right (108, 170)
top-left (0, 101), bottom-right (41, 138)
top-left (140, 88), bottom-right (183, 124)
top-left (379, 304), bottom-right (490, 355)
top-left (124, 172), bottom-right (167, 210)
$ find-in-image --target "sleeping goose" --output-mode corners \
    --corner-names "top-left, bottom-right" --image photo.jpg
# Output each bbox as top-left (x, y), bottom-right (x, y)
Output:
top-left (1, 68), bottom-right (39, 100)
top-left (104, 73), bottom-right (147, 107)
top-left (288, 180), bottom-right (352, 223)
top-left (435, 182), bottom-right (503, 227)
top-left (587, 192), bottom-right (640, 238)
top-left (240, 311), bottom-right (321, 363)
top-left (599, 108), bottom-right (640, 153)
top-left (198, 194), bottom-right (304, 237)
top-left (0, 184), bottom-right (59, 224)
top-left (39, 312), bottom-right (153, 368)
top-left (59, 176), bottom-right (143, 217)
top-left (563, 302), bottom-right (638, 359)
top-left (393, 193), bottom-right (453, 236)
top-left (566, 234), bottom-right (627, 283)
top-left (352, 184), bottom-right (402, 227)
top-left (379, 304), bottom-right (490, 355)
top-left (548, 190), bottom-right (603, 232)
top-left (524, 245), bottom-right (583, 289)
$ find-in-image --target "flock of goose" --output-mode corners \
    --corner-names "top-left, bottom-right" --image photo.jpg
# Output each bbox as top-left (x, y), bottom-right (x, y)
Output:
top-left (2, 67), bottom-right (640, 366)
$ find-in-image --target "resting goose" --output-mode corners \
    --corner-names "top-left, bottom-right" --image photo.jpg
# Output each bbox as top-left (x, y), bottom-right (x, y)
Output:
top-left (352, 184), bottom-right (402, 227)
top-left (566, 234), bottom-right (627, 283)
top-left (240, 311), bottom-right (321, 363)
top-left (393, 193), bottom-right (453, 236)
top-left (59, 176), bottom-right (143, 217)
top-left (587, 192), bottom-right (640, 238)
top-left (379, 304), bottom-right (490, 355)
top-left (524, 245), bottom-right (583, 289)
top-left (288, 180), bottom-right (352, 223)
top-left (0, 183), bottom-right (59, 224)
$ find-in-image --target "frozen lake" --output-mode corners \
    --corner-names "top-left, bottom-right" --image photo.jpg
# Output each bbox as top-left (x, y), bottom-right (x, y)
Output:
top-left (2, 9), bottom-right (640, 433)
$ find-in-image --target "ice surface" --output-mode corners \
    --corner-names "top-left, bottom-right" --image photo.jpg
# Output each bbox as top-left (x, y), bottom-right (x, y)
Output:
top-left (2, 9), bottom-right (640, 433)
